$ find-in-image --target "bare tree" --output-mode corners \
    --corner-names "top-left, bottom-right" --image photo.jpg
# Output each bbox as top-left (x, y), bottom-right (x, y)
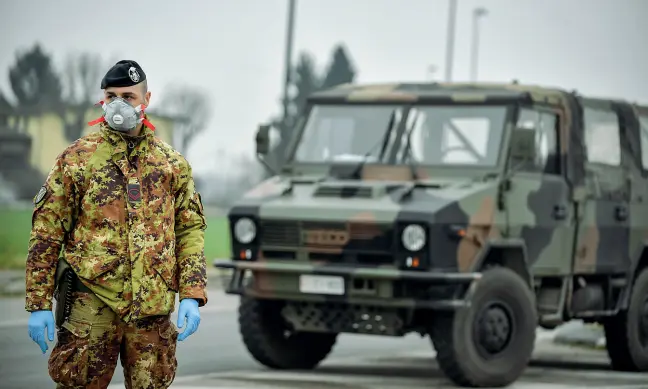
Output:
top-left (158, 83), bottom-right (213, 156)
top-left (57, 51), bottom-right (105, 142)
top-left (62, 51), bottom-right (103, 104)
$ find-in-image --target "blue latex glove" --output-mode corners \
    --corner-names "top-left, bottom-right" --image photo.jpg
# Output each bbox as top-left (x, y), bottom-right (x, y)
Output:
top-left (177, 298), bottom-right (200, 342)
top-left (28, 310), bottom-right (55, 354)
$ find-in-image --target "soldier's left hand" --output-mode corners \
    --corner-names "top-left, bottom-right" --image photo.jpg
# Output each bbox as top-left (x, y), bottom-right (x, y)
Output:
top-left (177, 298), bottom-right (200, 341)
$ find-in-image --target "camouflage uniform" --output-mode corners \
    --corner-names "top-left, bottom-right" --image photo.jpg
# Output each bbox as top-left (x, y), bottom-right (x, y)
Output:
top-left (25, 121), bottom-right (208, 388)
top-left (48, 292), bottom-right (178, 388)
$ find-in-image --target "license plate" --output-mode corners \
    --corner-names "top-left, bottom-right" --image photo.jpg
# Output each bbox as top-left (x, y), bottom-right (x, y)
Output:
top-left (299, 275), bottom-right (345, 295)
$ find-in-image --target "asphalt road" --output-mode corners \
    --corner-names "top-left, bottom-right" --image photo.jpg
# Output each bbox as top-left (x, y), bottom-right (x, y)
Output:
top-left (1, 289), bottom-right (646, 389)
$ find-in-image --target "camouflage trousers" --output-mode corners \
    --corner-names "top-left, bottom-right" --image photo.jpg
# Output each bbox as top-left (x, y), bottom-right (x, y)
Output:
top-left (48, 292), bottom-right (178, 389)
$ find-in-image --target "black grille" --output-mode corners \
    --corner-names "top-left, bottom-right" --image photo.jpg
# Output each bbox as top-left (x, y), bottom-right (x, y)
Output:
top-left (313, 186), bottom-right (373, 198)
top-left (259, 220), bottom-right (393, 252)
top-left (262, 221), bottom-right (300, 246)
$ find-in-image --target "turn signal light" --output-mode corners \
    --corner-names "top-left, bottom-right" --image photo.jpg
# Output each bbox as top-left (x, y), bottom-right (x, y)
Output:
top-left (239, 249), bottom-right (252, 260)
top-left (406, 256), bottom-right (420, 268)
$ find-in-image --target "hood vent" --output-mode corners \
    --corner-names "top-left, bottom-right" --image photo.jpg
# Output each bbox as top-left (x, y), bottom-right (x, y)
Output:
top-left (313, 185), bottom-right (373, 198)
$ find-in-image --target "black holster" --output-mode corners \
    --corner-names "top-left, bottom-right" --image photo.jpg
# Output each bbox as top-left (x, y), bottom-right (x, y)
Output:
top-left (53, 258), bottom-right (91, 328)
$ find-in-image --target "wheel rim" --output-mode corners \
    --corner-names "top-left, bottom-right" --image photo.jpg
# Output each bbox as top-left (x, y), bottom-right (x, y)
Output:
top-left (473, 301), bottom-right (515, 358)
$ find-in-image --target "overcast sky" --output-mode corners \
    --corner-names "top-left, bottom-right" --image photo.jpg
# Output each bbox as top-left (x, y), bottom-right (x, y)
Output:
top-left (1, 0), bottom-right (646, 175)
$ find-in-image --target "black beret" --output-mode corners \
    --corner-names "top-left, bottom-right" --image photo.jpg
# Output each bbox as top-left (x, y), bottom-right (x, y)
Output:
top-left (100, 60), bottom-right (146, 89)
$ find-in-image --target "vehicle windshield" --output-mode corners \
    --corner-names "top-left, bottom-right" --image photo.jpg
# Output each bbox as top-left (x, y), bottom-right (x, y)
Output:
top-left (292, 104), bottom-right (509, 167)
top-left (293, 104), bottom-right (403, 163)
top-left (403, 105), bottom-right (508, 166)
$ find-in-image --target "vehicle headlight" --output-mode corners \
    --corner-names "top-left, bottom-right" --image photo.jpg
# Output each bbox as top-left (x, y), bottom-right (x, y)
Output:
top-left (401, 224), bottom-right (426, 252)
top-left (234, 217), bottom-right (256, 244)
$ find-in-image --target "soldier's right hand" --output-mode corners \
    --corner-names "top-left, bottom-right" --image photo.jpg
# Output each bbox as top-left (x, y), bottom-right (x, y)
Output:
top-left (28, 310), bottom-right (55, 354)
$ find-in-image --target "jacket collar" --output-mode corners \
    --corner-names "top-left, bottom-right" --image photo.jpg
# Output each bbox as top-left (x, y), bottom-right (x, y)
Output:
top-left (100, 118), bottom-right (154, 157)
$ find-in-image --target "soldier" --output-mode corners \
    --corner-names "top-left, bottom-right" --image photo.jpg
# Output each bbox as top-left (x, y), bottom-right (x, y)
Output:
top-left (24, 60), bottom-right (208, 389)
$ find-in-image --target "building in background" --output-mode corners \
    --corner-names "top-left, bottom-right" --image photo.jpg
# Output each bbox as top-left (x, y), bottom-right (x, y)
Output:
top-left (0, 103), bottom-right (182, 202)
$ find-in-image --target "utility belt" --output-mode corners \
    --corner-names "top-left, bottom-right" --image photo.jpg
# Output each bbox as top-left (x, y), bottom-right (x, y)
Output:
top-left (54, 258), bottom-right (93, 328)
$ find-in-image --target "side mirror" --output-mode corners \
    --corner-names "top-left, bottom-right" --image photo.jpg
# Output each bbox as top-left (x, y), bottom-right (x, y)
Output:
top-left (255, 124), bottom-right (271, 156)
top-left (509, 127), bottom-right (537, 163)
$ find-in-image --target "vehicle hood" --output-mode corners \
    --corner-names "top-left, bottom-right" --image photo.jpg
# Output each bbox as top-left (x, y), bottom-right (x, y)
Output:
top-left (231, 175), bottom-right (500, 225)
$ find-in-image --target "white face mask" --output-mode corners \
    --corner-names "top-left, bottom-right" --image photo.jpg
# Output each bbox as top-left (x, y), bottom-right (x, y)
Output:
top-left (87, 97), bottom-right (156, 132)
top-left (102, 97), bottom-right (145, 133)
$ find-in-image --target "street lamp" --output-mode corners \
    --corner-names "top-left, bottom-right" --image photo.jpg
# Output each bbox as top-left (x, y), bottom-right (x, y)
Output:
top-left (282, 0), bottom-right (296, 122)
top-left (444, 0), bottom-right (458, 82)
top-left (470, 7), bottom-right (488, 82)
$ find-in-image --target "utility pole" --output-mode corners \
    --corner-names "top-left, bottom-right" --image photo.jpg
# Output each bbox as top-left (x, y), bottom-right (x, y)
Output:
top-left (282, 0), bottom-right (296, 123)
top-left (470, 7), bottom-right (488, 82)
top-left (444, 0), bottom-right (458, 82)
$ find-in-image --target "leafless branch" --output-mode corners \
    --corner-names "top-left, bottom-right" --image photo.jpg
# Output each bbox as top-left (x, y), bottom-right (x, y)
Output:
top-left (158, 83), bottom-right (213, 155)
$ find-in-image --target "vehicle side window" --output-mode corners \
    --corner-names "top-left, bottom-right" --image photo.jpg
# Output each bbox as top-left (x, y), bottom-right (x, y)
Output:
top-left (514, 108), bottom-right (559, 174)
top-left (583, 107), bottom-right (621, 166)
top-left (639, 114), bottom-right (648, 169)
top-left (582, 105), bottom-right (626, 199)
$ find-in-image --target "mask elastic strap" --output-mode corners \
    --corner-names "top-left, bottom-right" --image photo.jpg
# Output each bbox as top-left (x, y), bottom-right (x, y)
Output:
top-left (87, 101), bottom-right (107, 126)
top-left (141, 118), bottom-right (156, 131)
top-left (136, 104), bottom-right (156, 131)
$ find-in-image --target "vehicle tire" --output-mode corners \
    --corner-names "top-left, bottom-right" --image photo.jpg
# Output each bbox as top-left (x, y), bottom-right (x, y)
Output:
top-left (430, 266), bottom-right (537, 388)
top-left (238, 296), bottom-right (338, 370)
top-left (603, 267), bottom-right (648, 372)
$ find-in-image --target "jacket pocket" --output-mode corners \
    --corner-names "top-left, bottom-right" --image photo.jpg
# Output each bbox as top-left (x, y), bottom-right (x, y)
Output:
top-left (156, 319), bottom-right (179, 387)
top-left (48, 319), bottom-right (92, 386)
top-left (154, 257), bottom-right (179, 292)
top-left (65, 252), bottom-right (121, 280)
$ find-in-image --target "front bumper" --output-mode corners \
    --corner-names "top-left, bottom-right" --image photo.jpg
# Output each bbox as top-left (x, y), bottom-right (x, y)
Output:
top-left (213, 259), bottom-right (481, 310)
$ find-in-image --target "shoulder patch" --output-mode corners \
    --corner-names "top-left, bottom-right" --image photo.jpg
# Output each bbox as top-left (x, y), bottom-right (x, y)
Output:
top-left (192, 190), bottom-right (205, 213)
top-left (34, 186), bottom-right (48, 206)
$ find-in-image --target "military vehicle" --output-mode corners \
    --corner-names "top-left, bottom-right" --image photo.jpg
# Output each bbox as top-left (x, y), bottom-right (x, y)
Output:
top-left (214, 82), bottom-right (648, 387)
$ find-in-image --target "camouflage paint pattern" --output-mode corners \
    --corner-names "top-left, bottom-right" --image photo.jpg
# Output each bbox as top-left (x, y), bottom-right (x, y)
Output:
top-left (217, 82), bottom-right (648, 318)
top-left (25, 120), bottom-right (208, 322)
top-left (48, 291), bottom-right (178, 388)
top-left (225, 175), bottom-right (498, 308)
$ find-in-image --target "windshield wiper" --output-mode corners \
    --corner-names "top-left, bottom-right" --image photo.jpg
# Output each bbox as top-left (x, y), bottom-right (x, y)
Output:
top-left (348, 111), bottom-right (397, 179)
top-left (398, 119), bottom-right (424, 200)
top-left (402, 113), bottom-right (421, 181)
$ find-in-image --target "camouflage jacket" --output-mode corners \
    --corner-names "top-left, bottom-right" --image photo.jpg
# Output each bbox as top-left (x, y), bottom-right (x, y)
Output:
top-left (25, 122), bottom-right (208, 321)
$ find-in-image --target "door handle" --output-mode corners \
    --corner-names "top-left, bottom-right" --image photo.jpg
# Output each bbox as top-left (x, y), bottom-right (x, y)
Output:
top-left (615, 205), bottom-right (628, 221)
top-left (553, 204), bottom-right (567, 220)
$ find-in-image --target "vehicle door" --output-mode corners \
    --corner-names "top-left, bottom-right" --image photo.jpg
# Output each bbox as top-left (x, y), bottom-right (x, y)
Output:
top-left (506, 105), bottom-right (574, 276)
top-left (572, 99), bottom-right (630, 275)
top-left (628, 106), bottom-right (648, 275)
